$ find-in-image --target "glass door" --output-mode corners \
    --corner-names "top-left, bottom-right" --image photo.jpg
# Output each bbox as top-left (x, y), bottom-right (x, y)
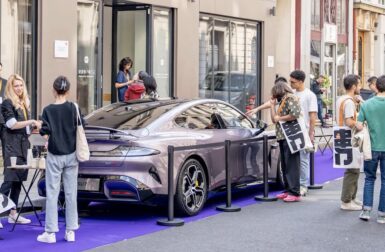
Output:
top-left (112, 5), bottom-right (149, 102)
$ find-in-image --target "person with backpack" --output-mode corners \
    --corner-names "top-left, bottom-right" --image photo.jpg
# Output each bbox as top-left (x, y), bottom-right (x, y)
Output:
top-left (335, 74), bottom-right (362, 211)
top-left (124, 71), bottom-right (148, 101)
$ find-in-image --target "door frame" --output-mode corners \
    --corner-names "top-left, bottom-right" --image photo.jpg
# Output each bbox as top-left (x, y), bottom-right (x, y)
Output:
top-left (111, 4), bottom-right (152, 102)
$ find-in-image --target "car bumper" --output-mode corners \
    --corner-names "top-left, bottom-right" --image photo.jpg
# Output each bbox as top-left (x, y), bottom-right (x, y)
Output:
top-left (37, 174), bottom-right (154, 202)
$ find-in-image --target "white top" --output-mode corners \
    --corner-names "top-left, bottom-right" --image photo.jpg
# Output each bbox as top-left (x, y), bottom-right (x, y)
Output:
top-left (336, 95), bottom-right (356, 127)
top-left (294, 88), bottom-right (318, 128)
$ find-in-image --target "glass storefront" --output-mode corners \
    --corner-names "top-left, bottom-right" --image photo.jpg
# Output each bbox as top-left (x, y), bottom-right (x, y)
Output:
top-left (76, 1), bottom-right (174, 113)
top-left (0, 0), bottom-right (37, 116)
top-left (199, 15), bottom-right (261, 112)
top-left (77, 0), bottom-right (100, 115)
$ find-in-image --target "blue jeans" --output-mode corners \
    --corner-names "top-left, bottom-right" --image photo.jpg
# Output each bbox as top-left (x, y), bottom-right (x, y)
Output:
top-left (363, 151), bottom-right (385, 213)
top-left (317, 99), bottom-right (324, 124)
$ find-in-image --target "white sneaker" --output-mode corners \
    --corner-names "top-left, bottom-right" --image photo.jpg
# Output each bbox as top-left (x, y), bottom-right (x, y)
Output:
top-left (353, 198), bottom-right (363, 206)
top-left (8, 214), bottom-right (31, 224)
top-left (340, 202), bottom-right (362, 211)
top-left (37, 232), bottom-right (56, 243)
top-left (64, 230), bottom-right (75, 242)
top-left (300, 186), bottom-right (308, 196)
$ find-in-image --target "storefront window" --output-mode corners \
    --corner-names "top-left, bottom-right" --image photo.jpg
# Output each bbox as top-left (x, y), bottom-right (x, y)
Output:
top-left (152, 8), bottom-right (172, 98)
top-left (310, 40), bottom-right (321, 78)
top-left (337, 43), bottom-right (347, 96)
top-left (77, 0), bottom-right (100, 115)
top-left (337, 0), bottom-right (346, 34)
top-left (311, 0), bottom-right (321, 30)
top-left (0, 0), bottom-right (36, 115)
top-left (199, 15), bottom-right (260, 112)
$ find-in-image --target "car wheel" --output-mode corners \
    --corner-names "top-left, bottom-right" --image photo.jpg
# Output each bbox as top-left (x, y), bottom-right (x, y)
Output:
top-left (175, 158), bottom-right (207, 216)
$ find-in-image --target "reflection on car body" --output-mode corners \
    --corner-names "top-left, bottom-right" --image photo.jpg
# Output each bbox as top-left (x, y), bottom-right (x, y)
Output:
top-left (37, 98), bottom-right (280, 216)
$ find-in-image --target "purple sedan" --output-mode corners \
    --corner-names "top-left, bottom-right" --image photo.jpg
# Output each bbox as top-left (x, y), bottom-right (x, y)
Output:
top-left (38, 98), bottom-right (281, 216)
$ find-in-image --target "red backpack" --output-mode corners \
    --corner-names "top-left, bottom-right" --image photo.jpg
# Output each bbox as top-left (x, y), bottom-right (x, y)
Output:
top-left (124, 82), bottom-right (145, 101)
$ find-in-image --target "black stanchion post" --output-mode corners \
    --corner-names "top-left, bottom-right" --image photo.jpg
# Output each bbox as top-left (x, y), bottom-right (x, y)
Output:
top-left (216, 140), bottom-right (241, 212)
top-left (255, 135), bottom-right (278, 201)
top-left (157, 146), bottom-right (184, 226)
top-left (308, 151), bottom-right (323, 190)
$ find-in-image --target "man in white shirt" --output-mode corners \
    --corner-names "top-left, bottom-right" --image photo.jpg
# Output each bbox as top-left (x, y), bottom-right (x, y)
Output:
top-left (289, 70), bottom-right (318, 196)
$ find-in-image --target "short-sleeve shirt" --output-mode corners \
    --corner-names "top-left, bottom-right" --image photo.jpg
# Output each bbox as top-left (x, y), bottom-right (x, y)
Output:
top-left (358, 96), bottom-right (385, 151)
top-left (294, 88), bottom-right (318, 128)
top-left (275, 94), bottom-right (301, 141)
top-left (335, 95), bottom-right (356, 127)
top-left (116, 70), bottom-right (131, 102)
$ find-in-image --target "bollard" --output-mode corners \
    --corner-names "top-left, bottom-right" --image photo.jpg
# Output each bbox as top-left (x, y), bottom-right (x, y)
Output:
top-left (308, 151), bottom-right (323, 190)
top-left (217, 140), bottom-right (241, 212)
top-left (157, 146), bottom-right (184, 226)
top-left (255, 135), bottom-right (278, 201)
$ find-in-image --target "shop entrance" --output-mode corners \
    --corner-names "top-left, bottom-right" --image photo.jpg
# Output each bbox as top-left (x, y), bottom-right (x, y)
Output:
top-left (76, 0), bottom-right (173, 114)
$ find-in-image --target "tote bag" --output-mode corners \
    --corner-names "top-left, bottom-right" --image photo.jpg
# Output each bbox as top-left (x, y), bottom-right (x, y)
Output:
top-left (333, 98), bottom-right (363, 169)
top-left (277, 96), bottom-right (313, 154)
top-left (74, 103), bottom-right (90, 162)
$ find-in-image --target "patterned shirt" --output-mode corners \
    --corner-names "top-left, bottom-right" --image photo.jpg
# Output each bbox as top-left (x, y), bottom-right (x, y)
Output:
top-left (275, 94), bottom-right (301, 141)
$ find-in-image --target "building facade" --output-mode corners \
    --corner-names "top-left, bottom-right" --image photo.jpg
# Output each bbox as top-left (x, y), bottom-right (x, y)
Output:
top-left (0, 0), bottom-right (279, 120)
top-left (289, 0), bottom-right (354, 116)
top-left (353, 0), bottom-right (385, 88)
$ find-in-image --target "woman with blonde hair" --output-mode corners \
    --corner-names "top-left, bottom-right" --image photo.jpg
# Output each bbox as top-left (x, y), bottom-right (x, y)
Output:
top-left (0, 74), bottom-right (41, 228)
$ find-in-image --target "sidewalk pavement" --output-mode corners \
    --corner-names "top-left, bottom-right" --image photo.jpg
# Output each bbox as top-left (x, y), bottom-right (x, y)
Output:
top-left (89, 175), bottom-right (384, 252)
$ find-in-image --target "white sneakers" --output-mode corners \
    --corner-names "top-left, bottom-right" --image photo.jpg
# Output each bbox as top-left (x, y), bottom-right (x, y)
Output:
top-left (8, 214), bottom-right (31, 224)
top-left (65, 230), bottom-right (75, 242)
top-left (37, 232), bottom-right (56, 243)
top-left (37, 230), bottom-right (75, 243)
top-left (340, 201), bottom-right (362, 211)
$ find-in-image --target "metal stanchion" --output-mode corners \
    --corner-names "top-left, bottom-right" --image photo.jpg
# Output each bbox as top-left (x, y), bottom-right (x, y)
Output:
top-left (308, 152), bottom-right (323, 190)
top-left (216, 140), bottom-right (241, 212)
top-left (157, 146), bottom-right (184, 226)
top-left (255, 135), bottom-right (278, 201)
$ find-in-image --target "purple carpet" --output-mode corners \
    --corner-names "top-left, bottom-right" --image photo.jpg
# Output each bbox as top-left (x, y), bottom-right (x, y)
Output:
top-left (0, 150), bottom-right (340, 252)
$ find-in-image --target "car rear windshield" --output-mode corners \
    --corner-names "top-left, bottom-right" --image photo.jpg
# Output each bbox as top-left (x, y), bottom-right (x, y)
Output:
top-left (86, 102), bottom-right (182, 130)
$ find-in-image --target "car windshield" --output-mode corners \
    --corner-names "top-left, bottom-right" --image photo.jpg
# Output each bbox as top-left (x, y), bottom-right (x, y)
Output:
top-left (86, 102), bottom-right (182, 130)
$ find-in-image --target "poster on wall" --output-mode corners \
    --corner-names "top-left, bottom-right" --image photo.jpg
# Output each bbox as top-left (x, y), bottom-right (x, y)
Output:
top-left (333, 126), bottom-right (363, 168)
top-left (54, 40), bottom-right (69, 58)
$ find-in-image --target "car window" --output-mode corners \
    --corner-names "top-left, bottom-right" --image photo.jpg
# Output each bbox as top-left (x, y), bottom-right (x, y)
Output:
top-left (174, 103), bottom-right (220, 130)
top-left (86, 102), bottom-right (181, 130)
top-left (216, 103), bottom-right (253, 129)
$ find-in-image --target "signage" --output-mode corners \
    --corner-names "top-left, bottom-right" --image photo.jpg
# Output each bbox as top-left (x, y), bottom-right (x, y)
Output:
top-left (54, 40), bottom-right (69, 58)
top-left (324, 23), bottom-right (337, 44)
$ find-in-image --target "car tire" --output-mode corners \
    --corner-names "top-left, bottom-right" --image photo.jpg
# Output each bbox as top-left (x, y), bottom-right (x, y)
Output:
top-left (175, 158), bottom-right (208, 216)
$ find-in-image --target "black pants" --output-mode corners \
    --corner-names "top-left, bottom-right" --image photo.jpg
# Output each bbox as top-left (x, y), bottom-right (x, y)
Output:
top-left (0, 181), bottom-right (22, 210)
top-left (279, 140), bottom-right (300, 196)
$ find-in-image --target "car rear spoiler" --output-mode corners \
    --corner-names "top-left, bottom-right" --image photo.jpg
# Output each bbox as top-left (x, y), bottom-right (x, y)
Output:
top-left (85, 125), bottom-right (138, 139)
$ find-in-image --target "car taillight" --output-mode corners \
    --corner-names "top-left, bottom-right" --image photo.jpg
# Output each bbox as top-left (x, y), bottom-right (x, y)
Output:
top-left (91, 146), bottom-right (160, 157)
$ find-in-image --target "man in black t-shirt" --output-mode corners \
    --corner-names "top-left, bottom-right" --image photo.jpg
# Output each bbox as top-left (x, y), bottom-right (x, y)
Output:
top-left (310, 75), bottom-right (326, 127)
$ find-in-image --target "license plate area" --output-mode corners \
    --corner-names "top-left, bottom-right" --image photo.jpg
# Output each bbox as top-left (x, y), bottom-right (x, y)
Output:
top-left (78, 178), bottom-right (100, 191)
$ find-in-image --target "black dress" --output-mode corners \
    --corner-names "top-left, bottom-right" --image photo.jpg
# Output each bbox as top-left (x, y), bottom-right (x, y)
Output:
top-left (1, 99), bottom-right (30, 182)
